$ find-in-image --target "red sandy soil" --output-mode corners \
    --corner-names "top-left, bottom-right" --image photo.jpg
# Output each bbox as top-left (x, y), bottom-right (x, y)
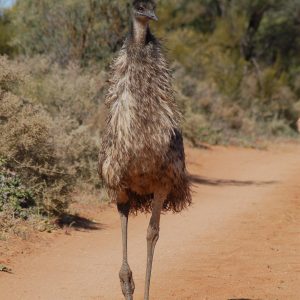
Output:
top-left (0, 143), bottom-right (300, 300)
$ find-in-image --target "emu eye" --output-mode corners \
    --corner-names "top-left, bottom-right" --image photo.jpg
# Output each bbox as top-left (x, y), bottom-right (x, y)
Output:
top-left (138, 6), bottom-right (144, 11)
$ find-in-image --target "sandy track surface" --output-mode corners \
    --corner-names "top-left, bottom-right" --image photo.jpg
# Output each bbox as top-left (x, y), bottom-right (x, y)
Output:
top-left (1, 144), bottom-right (300, 300)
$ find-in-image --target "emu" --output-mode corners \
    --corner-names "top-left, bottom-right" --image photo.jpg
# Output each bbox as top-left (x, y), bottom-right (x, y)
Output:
top-left (98, 1), bottom-right (191, 299)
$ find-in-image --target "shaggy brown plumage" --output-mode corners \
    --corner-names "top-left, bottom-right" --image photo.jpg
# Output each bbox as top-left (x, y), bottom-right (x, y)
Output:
top-left (98, 1), bottom-right (191, 214)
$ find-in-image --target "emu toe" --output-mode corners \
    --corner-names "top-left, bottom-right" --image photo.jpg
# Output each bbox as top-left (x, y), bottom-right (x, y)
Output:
top-left (119, 264), bottom-right (135, 300)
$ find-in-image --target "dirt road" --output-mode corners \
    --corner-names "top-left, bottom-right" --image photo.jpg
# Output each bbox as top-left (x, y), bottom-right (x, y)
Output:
top-left (1, 144), bottom-right (300, 300)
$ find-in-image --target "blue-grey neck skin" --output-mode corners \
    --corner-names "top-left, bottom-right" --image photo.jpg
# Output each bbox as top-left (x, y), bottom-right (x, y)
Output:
top-left (132, 16), bottom-right (149, 45)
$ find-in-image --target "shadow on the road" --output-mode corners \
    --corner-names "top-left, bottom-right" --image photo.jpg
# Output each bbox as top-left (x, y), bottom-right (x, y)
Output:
top-left (190, 175), bottom-right (277, 187)
top-left (57, 214), bottom-right (105, 230)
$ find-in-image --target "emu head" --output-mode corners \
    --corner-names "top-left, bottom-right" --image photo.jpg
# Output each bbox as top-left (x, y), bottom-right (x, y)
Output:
top-left (132, 0), bottom-right (158, 22)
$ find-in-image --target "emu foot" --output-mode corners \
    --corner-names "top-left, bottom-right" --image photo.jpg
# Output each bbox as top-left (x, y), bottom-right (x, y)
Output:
top-left (119, 263), bottom-right (135, 300)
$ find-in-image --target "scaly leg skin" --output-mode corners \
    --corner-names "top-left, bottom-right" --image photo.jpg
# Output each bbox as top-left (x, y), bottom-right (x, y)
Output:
top-left (144, 192), bottom-right (165, 300)
top-left (118, 201), bottom-right (135, 300)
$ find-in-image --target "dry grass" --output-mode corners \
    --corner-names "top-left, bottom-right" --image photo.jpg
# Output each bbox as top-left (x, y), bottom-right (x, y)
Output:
top-left (0, 56), bottom-right (105, 236)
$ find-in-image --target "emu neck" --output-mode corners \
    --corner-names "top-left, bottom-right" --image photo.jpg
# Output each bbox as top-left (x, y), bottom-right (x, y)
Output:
top-left (132, 18), bottom-right (149, 45)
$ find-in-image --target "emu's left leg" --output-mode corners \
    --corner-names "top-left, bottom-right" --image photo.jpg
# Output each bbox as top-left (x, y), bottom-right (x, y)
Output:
top-left (118, 201), bottom-right (135, 300)
top-left (144, 191), bottom-right (166, 300)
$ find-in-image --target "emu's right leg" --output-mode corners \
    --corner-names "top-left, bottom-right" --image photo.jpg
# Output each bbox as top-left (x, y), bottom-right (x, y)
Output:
top-left (144, 191), bottom-right (165, 300)
top-left (118, 200), bottom-right (135, 300)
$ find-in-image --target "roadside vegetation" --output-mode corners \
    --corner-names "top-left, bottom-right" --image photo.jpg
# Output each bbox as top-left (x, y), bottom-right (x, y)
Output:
top-left (0, 0), bottom-right (299, 233)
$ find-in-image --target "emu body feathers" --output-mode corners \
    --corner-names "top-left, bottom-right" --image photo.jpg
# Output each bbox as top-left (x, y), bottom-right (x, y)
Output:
top-left (99, 28), bottom-right (191, 214)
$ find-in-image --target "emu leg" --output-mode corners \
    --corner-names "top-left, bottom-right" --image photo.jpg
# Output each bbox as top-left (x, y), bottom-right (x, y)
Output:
top-left (118, 202), bottom-right (135, 300)
top-left (144, 193), bottom-right (165, 300)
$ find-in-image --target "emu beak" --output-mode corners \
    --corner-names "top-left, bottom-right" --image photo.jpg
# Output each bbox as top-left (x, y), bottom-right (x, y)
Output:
top-left (147, 10), bottom-right (158, 21)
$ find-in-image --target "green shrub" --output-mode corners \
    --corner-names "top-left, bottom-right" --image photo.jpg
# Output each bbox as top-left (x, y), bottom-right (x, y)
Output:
top-left (0, 160), bottom-right (35, 219)
top-left (11, 0), bottom-right (129, 65)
